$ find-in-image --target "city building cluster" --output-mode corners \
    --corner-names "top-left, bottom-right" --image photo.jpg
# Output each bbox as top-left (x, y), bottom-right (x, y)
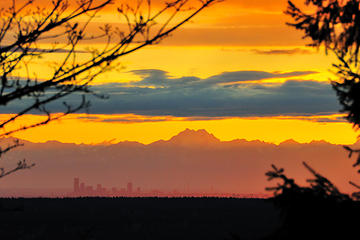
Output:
top-left (69, 178), bottom-right (270, 198)
top-left (71, 178), bottom-right (141, 197)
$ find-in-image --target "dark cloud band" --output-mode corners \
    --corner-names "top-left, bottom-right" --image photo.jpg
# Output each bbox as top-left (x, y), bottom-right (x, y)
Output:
top-left (0, 69), bottom-right (339, 118)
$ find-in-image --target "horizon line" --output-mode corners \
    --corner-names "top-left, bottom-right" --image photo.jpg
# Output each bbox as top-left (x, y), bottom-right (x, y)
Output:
top-left (1, 128), bottom-right (354, 146)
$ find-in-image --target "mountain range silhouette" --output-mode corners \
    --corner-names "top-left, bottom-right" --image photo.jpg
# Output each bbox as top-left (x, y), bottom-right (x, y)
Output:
top-left (0, 129), bottom-right (338, 147)
top-left (0, 129), bottom-right (357, 195)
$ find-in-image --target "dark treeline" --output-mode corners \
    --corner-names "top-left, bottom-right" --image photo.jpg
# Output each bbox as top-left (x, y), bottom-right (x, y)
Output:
top-left (0, 197), bottom-right (280, 240)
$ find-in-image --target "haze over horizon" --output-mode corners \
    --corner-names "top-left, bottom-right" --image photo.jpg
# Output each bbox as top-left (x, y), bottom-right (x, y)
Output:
top-left (0, 0), bottom-right (359, 201)
top-left (0, 129), bottom-right (357, 196)
top-left (1, 128), bottom-right (353, 146)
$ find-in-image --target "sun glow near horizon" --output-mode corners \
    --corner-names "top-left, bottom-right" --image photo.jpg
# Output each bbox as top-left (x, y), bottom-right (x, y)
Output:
top-left (3, 113), bottom-right (357, 145)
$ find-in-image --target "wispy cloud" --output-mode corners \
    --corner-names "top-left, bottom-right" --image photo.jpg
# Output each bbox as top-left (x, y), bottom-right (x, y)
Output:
top-left (8, 47), bottom-right (86, 53)
top-left (251, 48), bottom-right (313, 55)
top-left (221, 48), bottom-right (313, 55)
top-left (75, 115), bottom-right (170, 124)
top-left (276, 115), bottom-right (347, 123)
top-left (71, 114), bottom-right (230, 124)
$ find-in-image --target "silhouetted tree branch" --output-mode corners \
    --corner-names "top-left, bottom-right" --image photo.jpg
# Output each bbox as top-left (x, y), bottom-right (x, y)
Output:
top-left (264, 1), bottom-right (360, 238)
top-left (0, 0), bottom-right (220, 178)
top-left (274, 0), bottom-right (360, 199)
top-left (266, 161), bottom-right (351, 201)
top-left (286, 0), bottom-right (360, 127)
top-left (265, 161), bottom-right (360, 239)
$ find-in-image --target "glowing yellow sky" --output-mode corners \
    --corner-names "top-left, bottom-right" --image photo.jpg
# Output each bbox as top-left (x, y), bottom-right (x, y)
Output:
top-left (2, 0), bottom-right (356, 145)
top-left (4, 114), bottom-right (357, 145)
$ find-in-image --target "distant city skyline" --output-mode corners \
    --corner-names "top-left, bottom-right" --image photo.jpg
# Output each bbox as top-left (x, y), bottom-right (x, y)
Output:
top-left (70, 177), bottom-right (270, 198)
top-left (0, 129), bottom-right (356, 195)
top-left (72, 177), bottom-right (140, 197)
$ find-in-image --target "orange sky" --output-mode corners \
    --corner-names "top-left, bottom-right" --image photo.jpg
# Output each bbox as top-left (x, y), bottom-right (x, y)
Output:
top-left (3, 113), bottom-right (356, 145)
top-left (1, 0), bottom-right (357, 145)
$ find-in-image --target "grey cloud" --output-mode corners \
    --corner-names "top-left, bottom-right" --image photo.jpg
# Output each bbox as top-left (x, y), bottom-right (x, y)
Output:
top-left (251, 48), bottom-right (313, 55)
top-left (130, 69), bottom-right (317, 88)
top-left (131, 69), bottom-right (201, 87)
top-left (88, 80), bottom-right (339, 117)
top-left (221, 48), bottom-right (314, 55)
top-left (9, 47), bottom-right (86, 53)
top-left (206, 71), bottom-right (317, 84)
top-left (277, 116), bottom-right (347, 123)
top-left (72, 115), bottom-right (229, 123)
top-left (75, 115), bottom-right (168, 123)
top-left (0, 69), bottom-right (339, 118)
top-left (313, 117), bottom-right (347, 123)
top-left (101, 118), bottom-right (167, 123)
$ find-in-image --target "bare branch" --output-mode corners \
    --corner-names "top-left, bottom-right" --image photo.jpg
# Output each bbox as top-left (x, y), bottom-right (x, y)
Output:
top-left (0, 0), bottom-right (221, 178)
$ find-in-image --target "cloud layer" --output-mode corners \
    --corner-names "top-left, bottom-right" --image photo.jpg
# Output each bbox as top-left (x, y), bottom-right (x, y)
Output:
top-left (0, 69), bottom-right (340, 118)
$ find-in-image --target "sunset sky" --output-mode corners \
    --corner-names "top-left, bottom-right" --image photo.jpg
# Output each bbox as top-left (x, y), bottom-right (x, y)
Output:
top-left (2, 0), bottom-right (358, 145)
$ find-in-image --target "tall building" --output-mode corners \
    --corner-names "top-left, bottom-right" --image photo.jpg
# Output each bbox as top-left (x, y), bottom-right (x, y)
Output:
top-left (74, 178), bottom-right (80, 193)
top-left (85, 186), bottom-right (93, 195)
top-left (96, 184), bottom-right (102, 193)
top-left (127, 182), bottom-right (133, 194)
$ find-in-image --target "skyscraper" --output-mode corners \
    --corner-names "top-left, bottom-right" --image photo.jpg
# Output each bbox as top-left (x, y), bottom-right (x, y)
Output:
top-left (127, 182), bottom-right (133, 194)
top-left (96, 184), bottom-right (102, 193)
top-left (74, 178), bottom-right (80, 193)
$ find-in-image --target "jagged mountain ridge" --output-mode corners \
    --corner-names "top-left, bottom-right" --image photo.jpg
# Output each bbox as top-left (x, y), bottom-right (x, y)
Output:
top-left (0, 129), bottom-right (356, 195)
top-left (0, 128), bottom-right (332, 148)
